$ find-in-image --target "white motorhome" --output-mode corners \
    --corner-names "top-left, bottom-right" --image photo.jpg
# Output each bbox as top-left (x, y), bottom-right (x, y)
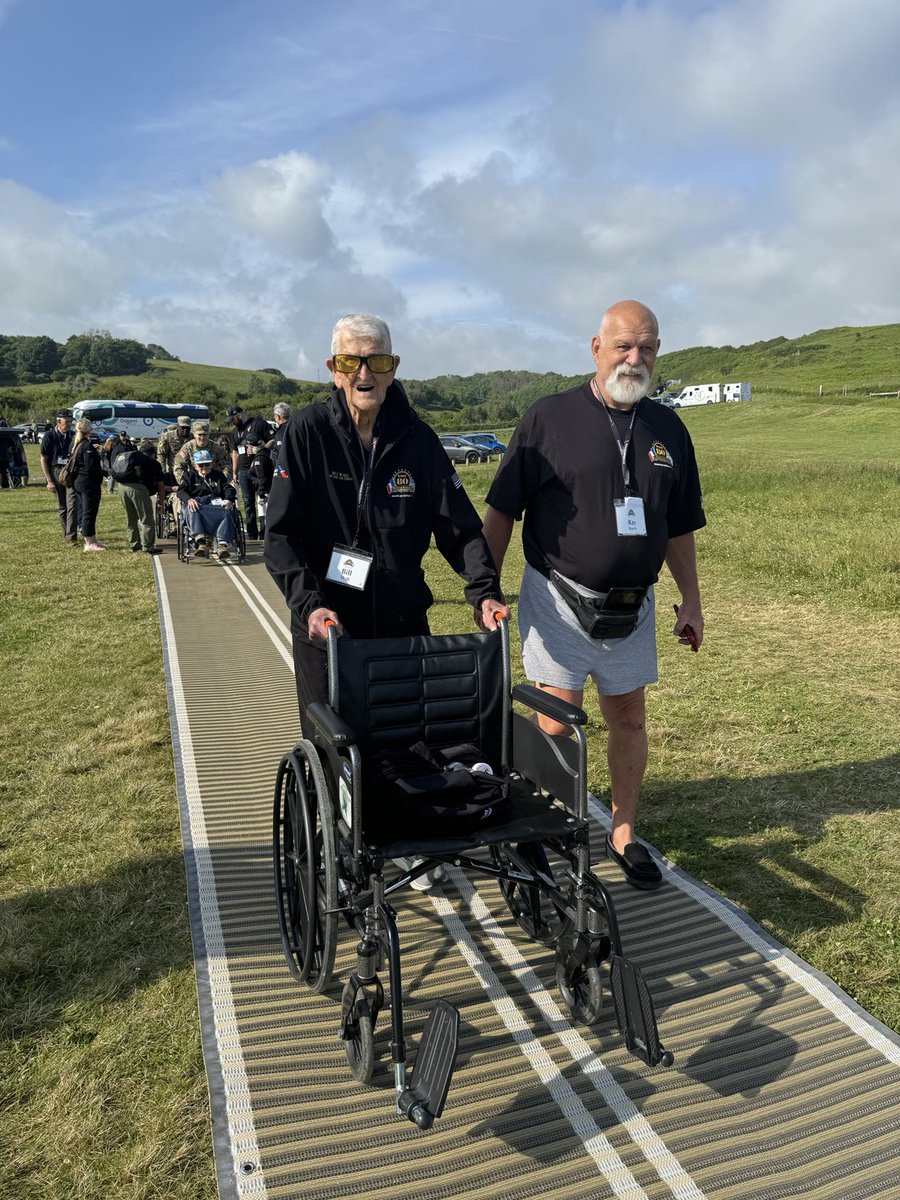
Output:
top-left (672, 384), bottom-right (722, 408)
top-left (722, 382), bottom-right (752, 402)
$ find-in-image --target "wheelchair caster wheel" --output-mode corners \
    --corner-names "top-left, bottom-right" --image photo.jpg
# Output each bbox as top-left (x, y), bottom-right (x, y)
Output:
top-left (342, 991), bottom-right (375, 1084)
top-left (556, 960), bottom-right (604, 1025)
top-left (408, 1103), bottom-right (433, 1131)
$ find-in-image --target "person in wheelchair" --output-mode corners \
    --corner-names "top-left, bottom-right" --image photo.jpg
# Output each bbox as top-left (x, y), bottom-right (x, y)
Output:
top-left (264, 312), bottom-right (507, 733)
top-left (176, 449), bottom-right (237, 559)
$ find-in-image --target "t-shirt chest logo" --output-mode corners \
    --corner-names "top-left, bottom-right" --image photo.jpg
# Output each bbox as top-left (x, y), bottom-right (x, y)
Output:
top-left (648, 441), bottom-right (673, 468)
top-left (387, 468), bottom-right (416, 498)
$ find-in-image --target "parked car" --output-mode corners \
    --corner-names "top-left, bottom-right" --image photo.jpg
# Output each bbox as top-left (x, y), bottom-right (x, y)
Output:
top-left (438, 435), bottom-right (489, 464)
top-left (462, 432), bottom-right (507, 455)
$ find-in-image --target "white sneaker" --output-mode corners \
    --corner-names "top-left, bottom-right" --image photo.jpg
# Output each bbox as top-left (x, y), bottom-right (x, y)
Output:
top-left (394, 857), bottom-right (448, 891)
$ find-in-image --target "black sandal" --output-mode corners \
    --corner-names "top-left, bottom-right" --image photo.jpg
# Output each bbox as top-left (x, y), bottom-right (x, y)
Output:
top-left (605, 835), bottom-right (662, 890)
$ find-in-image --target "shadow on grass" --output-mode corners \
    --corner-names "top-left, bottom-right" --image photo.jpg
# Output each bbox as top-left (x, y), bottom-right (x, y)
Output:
top-left (637, 752), bottom-right (900, 939)
top-left (1, 851), bottom-right (196, 1042)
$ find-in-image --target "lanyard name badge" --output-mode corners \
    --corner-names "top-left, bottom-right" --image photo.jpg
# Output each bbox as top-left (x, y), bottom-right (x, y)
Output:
top-left (325, 435), bottom-right (377, 589)
top-left (593, 379), bottom-right (647, 537)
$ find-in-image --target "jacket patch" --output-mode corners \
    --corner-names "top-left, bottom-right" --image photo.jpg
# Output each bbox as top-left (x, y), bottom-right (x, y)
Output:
top-left (328, 470), bottom-right (352, 481)
top-left (387, 468), bottom-right (416, 497)
top-left (451, 471), bottom-right (462, 490)
top-left (276, 464), bottom-right (288, 479)
top-left (648, 441), bottom-right (673, 468)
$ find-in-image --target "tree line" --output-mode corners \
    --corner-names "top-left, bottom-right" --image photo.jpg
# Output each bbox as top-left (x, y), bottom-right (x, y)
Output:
top-left (0, 326), bottom-right (588, 431)
top-left (0, 329), bottom-right (178, 386)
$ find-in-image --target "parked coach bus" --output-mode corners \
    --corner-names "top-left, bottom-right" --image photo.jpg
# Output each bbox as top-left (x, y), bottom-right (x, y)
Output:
top-left (71, 399), bottom-right (211, 440)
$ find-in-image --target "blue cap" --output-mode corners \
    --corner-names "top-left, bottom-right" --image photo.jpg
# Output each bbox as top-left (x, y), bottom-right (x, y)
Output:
top-left (193, 449), bottom-right (213, 464)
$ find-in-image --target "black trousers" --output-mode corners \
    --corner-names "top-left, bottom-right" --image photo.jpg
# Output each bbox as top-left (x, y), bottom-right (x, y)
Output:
top-left (237, 468), bottom-right (260, 539)
top-left (75, 483), bottom-right (102, 538)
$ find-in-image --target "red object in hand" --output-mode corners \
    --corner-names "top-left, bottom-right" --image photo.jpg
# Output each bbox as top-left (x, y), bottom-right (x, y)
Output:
top-left (673, 604), bottom-right (699, 652)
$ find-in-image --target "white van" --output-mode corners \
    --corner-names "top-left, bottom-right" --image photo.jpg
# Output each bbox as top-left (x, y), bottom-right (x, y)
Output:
top-left (672, 384), bottom-right (723, 408)
top-left (72, 399), bottom-right (211, 440)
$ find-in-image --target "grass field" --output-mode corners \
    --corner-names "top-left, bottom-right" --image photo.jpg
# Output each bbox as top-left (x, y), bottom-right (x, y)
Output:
top-left (2, 390), bottom-right (899, 1198)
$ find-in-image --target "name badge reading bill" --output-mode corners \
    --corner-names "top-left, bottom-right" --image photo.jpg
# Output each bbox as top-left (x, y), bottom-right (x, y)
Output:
top-left (326, 544), bottom-right (373, 590)
top-left (614, 497), bottom-right (647, 537)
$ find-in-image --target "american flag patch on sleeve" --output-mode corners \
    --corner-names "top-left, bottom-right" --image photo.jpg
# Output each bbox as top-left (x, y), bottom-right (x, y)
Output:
top-left (451, 471), bottom-right (463, 490)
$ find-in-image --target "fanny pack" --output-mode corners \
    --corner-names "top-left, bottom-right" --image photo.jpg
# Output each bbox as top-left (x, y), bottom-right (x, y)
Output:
top-left (549, 570), bottom-right (646, 640)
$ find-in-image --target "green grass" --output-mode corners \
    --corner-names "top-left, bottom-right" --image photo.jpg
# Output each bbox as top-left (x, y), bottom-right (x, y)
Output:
top-left (2, 391), bottom-right (899, 1196)
top-left (0, 464), bottom-right (215, 1200)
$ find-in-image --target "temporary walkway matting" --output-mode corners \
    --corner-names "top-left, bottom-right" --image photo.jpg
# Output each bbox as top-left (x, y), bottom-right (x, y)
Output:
top-left (154, 549), bottom-right (900, 1200)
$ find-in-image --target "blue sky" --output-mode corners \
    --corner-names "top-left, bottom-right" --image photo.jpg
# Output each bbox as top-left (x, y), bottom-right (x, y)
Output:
top-left (1, 0), bottom-right (899, 379)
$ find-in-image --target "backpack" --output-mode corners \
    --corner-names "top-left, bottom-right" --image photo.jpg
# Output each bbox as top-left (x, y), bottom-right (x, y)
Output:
top-left (110, 449), bottom-right (141, 483)
top-left (365, 741), bottom-right (509, 836)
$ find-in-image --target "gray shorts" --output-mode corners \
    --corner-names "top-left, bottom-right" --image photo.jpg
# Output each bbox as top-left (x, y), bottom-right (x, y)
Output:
top-left (517, 564), bottom-right (658, 696)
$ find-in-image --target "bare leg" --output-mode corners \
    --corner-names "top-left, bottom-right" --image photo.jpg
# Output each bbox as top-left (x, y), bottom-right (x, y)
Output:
top-left (532, 681), bottom-right (584, 738)
top-left (598, 687), bottom-right (648, 853)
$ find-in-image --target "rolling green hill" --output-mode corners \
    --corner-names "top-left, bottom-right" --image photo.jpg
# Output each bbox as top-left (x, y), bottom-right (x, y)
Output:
top-left (2, 321), bottom-right (898, 429)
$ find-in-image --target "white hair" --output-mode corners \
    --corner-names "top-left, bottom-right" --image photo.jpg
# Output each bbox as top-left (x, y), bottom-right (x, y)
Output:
top-left (331, 313), bottom-right (392, 355)
top-left (273, 402), bottom-right (292, 420)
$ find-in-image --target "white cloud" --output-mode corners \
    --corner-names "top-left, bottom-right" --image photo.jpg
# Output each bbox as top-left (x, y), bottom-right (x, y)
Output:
top-left (0, 181), bottom-right (124, 324)
top-left (1, 0), bottom-right (899, 376)
top-left (214, 152), bottom-right (334, 258)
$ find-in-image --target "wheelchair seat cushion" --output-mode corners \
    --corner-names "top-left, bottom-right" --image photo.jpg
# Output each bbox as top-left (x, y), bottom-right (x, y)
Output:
top-left (364, 741), bottom-right (510, 837)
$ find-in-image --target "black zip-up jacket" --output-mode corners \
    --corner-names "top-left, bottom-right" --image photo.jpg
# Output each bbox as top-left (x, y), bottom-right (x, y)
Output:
top-left (248, 447), bottom-right (274, 496)
top-left (70, 441), bottom-right (103, 492)
top-left (264, 382), bottom-right (502, 637)
top-left (176, 468), bottom-right (237, 505)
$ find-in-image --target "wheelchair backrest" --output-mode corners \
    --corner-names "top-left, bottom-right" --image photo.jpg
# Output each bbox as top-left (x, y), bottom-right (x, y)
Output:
top-left (331, 631), bottom-right (508, 771)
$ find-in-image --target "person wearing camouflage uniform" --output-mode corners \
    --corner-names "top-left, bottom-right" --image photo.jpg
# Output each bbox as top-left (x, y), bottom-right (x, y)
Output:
top-left (157, 415), bottom-right (193, 475)
top-left (174, 421), bottom-right (231, 484)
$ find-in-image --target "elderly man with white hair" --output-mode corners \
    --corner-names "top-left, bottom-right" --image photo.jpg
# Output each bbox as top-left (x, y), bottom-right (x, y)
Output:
top-left (482, 300), bottom-right (706, 891)
top-left (265, 312), bottom-right (507, 738)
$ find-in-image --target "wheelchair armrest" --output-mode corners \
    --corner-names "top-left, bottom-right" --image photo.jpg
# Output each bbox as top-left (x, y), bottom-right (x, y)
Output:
top-left (307, 701), bottom-right (357, 748)
top-left (512, 683), bottom-right (587, 727)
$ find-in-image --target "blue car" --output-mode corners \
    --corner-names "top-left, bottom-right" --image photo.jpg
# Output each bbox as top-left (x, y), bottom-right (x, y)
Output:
top-left (462, 432), bottom-right (507, 455)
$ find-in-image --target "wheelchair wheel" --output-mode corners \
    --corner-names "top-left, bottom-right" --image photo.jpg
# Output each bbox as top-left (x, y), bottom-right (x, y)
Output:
top-left (273, 742), bottom-right (338, 993)
top-left (494, 842), bottom-right (567, 947)
top-left (341, 985), bottom-right (376, 1084)
top-left (556, 960), bottom-right (604, 1025)
top-left (176, 516), bottom-right (188, 562)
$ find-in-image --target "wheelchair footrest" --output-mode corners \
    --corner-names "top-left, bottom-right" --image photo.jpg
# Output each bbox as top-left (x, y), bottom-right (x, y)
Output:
top-left (609, 953), bottom-right (674, 1068)
top-left (397, 999), bottom-right (460, 1130)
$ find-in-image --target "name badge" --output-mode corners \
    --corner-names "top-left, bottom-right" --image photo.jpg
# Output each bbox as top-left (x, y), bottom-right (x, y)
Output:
top-left (326, 543), bottom-right (373, 590)
top-left (615, 497), bottom-right (647, 537)
top-left (56, 456), bottom-right (68, 466)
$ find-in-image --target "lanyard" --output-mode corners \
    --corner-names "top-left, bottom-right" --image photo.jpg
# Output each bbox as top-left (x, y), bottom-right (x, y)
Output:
top-left (353, 435), bottom-right (378, 547)
top-left (592, 379), bottom-right (637, 492)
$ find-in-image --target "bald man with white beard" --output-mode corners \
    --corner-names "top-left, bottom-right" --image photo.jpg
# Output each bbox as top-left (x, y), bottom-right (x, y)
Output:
top-left (482, 300), bottom-right (706, 890)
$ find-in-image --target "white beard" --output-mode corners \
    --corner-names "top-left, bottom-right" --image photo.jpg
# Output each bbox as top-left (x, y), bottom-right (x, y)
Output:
top-left (604, 364), bottom-right (650, 409)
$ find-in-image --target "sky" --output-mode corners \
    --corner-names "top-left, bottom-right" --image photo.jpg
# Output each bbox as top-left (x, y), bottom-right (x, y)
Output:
top-left (1, 0), bottom-right (899, 380)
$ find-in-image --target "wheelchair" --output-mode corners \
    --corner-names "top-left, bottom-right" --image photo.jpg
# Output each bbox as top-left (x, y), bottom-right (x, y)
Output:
top-left (176, 503), bottom-right (245, 563)
top-left (155, 492), bottom-right (178, 540)
top-left (273, 619), bottom-right (672, 1131)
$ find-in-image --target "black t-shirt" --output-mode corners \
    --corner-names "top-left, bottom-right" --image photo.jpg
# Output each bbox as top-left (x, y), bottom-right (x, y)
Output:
top-left (40, 427), bottom-right (74, 468)
top-left (232, 417), bottom-right (272, 469)
top-left (486, 383), bottom-right (706, 591)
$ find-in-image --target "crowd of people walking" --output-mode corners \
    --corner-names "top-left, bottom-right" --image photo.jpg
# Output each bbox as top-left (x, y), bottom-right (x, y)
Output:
top-left (31, 403), bottom-right (288, 555)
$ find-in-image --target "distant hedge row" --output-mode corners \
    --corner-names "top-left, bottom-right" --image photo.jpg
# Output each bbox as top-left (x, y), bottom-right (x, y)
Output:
top-left (0, 331), bottom-right (177, 386)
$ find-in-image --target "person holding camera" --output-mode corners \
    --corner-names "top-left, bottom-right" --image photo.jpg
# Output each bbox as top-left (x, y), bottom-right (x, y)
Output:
top-left (482, 300), bottom-right (705, 890)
